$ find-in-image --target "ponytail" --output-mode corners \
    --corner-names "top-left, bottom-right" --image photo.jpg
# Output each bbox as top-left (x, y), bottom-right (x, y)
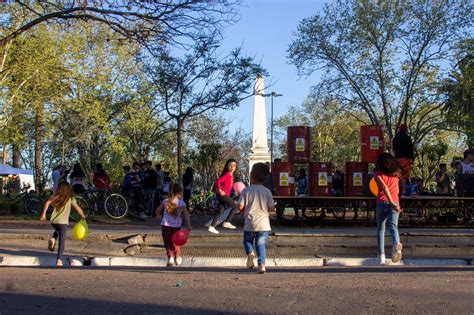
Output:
top-left (166, 183), bottom-right (183, 216)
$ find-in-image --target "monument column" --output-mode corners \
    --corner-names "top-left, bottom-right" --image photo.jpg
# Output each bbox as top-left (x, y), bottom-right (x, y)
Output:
top-left (248, 74), bottom-right (271, 176)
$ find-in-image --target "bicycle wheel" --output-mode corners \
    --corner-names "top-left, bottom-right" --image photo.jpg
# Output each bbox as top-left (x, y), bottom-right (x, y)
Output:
top-left (71, 196), bottom-right (90, 221)
top-left (205, 195), bottom-right (220, 215)
top-left (23, 197), bottom-right (42, 215)
top-left (189, 202), bottom-right (204, 215)
top-left (104, 193), bottom-right (128, 219)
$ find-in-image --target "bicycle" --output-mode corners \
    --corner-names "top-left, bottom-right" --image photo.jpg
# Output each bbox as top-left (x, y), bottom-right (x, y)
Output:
top-left (1, 183), bottom-right (43, 215)
top-left (70, 186), bottom-right (128, 221)
top-left (120, 188), bottom-right (154, 221)
top-left (188, 191), bottom-right (221, 216)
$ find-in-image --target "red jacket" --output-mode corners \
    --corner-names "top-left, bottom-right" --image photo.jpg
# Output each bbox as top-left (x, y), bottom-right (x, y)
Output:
top-left (93, 174), bottom-right (110, 190)
top-left (216, 172), bottom-right (234, 197)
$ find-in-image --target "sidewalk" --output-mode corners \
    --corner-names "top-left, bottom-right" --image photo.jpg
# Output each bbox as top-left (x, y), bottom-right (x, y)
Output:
top-left (1, 220), bottom-right (473, 268)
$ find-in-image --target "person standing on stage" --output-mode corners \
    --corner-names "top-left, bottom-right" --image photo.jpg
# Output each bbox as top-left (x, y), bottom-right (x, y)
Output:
top-left (392, 124), bottom-right (414, 195)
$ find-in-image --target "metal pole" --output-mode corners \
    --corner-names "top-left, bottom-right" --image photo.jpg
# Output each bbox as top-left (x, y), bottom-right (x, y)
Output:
top-left (270, 93), bottom-right (274, 164)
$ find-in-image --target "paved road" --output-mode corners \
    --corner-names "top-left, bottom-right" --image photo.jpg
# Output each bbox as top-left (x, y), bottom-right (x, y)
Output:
top-left (1, 266), bottom-right (473, 314)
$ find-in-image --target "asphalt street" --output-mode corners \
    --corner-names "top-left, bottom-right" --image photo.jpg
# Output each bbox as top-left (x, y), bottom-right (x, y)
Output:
top-left (1, 266), bottom-right (473, 314)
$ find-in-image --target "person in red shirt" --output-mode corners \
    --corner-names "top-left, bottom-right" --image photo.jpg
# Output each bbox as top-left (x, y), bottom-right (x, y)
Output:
top-left (93, 163), bottom-right (110, 195)
top-left (392, 124), bottom-right (414, 195)
top-left (208, 159), bottom-right (239, 234)
top-left (374, 153), bottom-right (403, 265)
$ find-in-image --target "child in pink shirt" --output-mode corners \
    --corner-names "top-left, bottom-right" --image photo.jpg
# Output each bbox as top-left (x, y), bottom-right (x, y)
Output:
top-left (156, 183), bottom-right (191, 266)
top-left (208, 159), bottom-right (239, 234)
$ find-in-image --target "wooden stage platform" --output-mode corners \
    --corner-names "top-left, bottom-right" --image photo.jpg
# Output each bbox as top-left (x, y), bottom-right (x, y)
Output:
top-left (273, 196), bottom-right (474, 225)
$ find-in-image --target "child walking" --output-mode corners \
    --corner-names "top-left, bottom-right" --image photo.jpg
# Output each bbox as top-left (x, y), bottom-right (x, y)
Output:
top-left (374, 153), bottom-right (403, 265)
top-left (238, 163), bottom-right (275, 274)
top-left (40, 182), bottom-right (86, 267)
top-left (156, 183), bottom-right (191, 266)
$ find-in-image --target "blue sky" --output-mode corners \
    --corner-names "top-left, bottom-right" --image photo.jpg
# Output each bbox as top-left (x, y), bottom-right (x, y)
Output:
top-left (220, 0), bottom-right (327, 133)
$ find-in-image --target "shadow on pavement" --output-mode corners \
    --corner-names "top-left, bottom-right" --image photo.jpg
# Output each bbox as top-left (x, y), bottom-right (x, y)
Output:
top-left (0, 292), bottom-right (231, 314)
top-left (0, 247), bottom-right (53, 257)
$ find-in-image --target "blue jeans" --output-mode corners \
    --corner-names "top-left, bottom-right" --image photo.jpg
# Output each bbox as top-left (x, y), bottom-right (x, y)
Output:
top-left (376, 202), bottom-right (400, 255)
top-left (243, 231), bottom-right (269, 265)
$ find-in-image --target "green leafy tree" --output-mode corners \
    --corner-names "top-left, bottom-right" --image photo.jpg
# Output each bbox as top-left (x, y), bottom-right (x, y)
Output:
top-left (414, 140), bottom-right (448, 191)
top-left (288, 0), bottom-right (472, 145)
top-left (145, 38), bottom-right (263, 181)
top-left (184, 114), bottom-right (251, 191)
top-left (2, 25), bottom-right (68, 189)
top-left (274, 98), bottom-right (366, 170)
top-left (49, 23), bottom-right (151, 178)
top-left (441, 39), bottom-right (474, 147)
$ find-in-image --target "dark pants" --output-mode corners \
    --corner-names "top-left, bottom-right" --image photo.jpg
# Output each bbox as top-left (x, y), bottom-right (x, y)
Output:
top-left (132, 186), bottom-right (144, 214)
top-left (142, 188), bottom-right (155, 216)
top-left (162, 225), bottom-right (181, 258)
top-left (211, 195), bottom-right (238, 227)
top-left (276, 207), bottom-right (285, 220)
top-left (52, 223), bottom-right (67, 261)
top-left (155, 188), bottom-right (164, 208)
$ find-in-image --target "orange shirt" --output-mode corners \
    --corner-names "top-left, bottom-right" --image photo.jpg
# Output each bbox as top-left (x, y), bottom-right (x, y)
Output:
top-left (374, 171), bottom-right (399, 204)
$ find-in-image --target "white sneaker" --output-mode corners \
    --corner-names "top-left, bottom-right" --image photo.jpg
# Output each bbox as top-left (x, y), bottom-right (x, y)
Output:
top-left (247, 252), bottom-right (255, 269)
top-left (392, 243), bottom-right (403, 263)
top-left (175, 256), bottom-right (182, 266)
top-left (378, 253), bottom-right (386, 265)
top-left (208, 226), bottom-right (219, 234)
top-left (167, 257), bottom-right (174, 266)
top-left (257, 264), bottom-right (266, 274)
top-left (222, 222), bottom-right (236, 229)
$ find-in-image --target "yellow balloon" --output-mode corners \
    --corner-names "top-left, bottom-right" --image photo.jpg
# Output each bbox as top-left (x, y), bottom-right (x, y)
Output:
top-left (73, 219), bottom-right (88, 240)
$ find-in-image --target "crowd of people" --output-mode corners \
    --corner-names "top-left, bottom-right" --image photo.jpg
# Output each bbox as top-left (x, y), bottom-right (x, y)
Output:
top-left (42, 158), bottom-right (275, 273)
top-left (51, 161), bottom-right (184, 218)
top-left (39, 125), bottom-right (473, 270)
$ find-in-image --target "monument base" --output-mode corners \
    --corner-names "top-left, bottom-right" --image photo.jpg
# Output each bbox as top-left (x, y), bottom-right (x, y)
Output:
top-left (248, 148), bottom-right (271, 177)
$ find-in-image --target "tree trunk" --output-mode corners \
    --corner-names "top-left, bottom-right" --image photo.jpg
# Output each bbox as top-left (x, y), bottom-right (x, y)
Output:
top-left (2, 143), bottom-right (7, 164)
top-left (61, 141), bottom-right (65, 165)
top-left (176, 118), bottom-right (183, 185)
top-left (12, 144), bottom-right (21, 167)
top-left (34, 110), bottom-right (44, 192)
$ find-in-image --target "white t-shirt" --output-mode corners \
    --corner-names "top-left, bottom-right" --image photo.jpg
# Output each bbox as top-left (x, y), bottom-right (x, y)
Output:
top-left (160, 197), bottom-right (186, 228)
top-left (238, 184), bottom-right (273, 232)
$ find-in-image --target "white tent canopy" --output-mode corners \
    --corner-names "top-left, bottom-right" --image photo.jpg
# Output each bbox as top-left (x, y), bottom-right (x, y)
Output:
top-left (0, 165), bottom-right (35, 192)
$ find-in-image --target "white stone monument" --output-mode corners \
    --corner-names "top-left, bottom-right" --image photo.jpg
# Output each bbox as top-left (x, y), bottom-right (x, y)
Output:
top-left (248, 74), bottom-right (271, 176)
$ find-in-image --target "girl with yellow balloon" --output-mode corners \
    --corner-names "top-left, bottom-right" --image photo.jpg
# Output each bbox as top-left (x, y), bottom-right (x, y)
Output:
top-left (40, 182), bottom-right (87, 267)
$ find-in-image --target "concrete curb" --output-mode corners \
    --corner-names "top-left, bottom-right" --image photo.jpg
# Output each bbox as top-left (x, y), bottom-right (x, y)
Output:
top-left (0, 255), bottom-right (86, 267)
top-left (322, 257), bottom-right (471, 267)
top-left (0, 255), bottom-right (472, 267)
top-left (104, 256), bottom-right (327, 267)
